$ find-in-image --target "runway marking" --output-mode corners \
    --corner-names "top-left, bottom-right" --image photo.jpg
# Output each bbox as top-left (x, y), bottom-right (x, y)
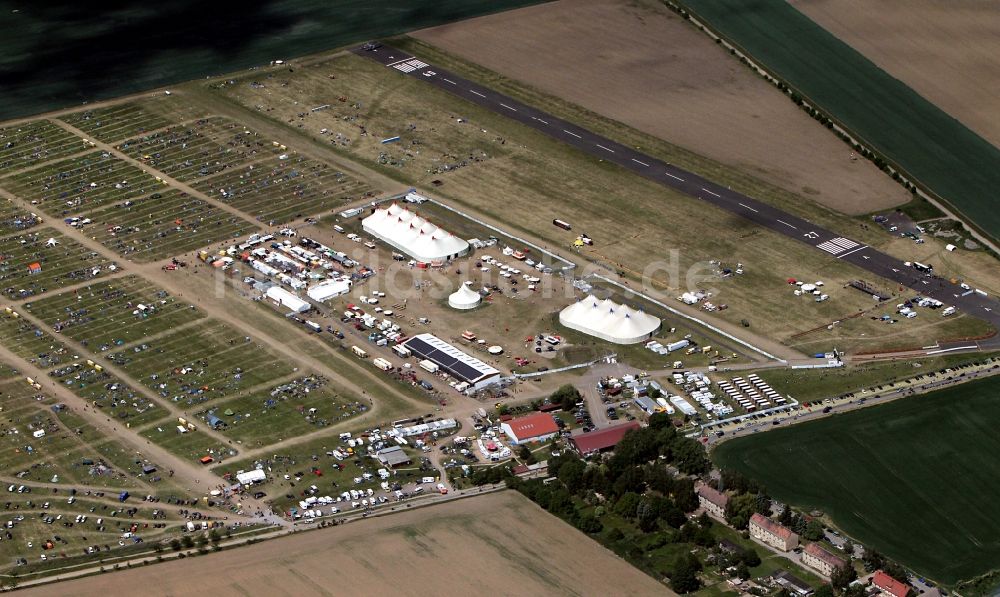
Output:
top-left (408, 59), bottom-right (428, 69)
top-left (631, 158), bottom-right (649, 167)
top-left (738, 202), bottom-right (758, 213)
top-left (532, 117), bottom-right (549, 125)
top-left (442, 78), bottom-right (457, 85)
top-left (563, 129), bottom-right (582, 139)
top-left (702, 187), bottom-right (721, 198)
top-left (816, 237), bottom-right (859, 255)
top-left (499, 103), bottom-right (517, 112)
top-left (665, 172), bottom-right (685, 182)
top-left (596, 144), bottom-right (615, 153)
top-left (469, 90), bottom-right (486, 98)
top-left (386, 57), bottom-right (413, 67)
top-left (394, 63), bottom-right (417, 73)
top-left (837, 245), bottom-right (868, 259)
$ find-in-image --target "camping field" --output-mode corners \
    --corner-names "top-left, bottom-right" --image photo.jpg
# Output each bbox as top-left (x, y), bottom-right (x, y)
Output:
top-left (677, 0), bottom-right (1000, 241)
top-left (713, 374), bottom-right (1000, 586)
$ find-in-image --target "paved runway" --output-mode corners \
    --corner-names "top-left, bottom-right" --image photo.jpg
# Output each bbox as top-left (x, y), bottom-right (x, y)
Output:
top-left (353, 44), bottom-right (1000, 347)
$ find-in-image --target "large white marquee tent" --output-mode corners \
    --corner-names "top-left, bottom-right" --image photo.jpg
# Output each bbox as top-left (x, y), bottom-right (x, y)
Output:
top-left (558, 295), bottom-right (661, 344)
top-left (448, 283), bottom-right (482, 310)
top-left (362, 203), bottom-right (469, 263)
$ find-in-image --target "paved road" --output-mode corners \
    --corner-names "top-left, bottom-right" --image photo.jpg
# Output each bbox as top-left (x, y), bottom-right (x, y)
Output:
top-left (353, 44), bottom-right (1000, 347)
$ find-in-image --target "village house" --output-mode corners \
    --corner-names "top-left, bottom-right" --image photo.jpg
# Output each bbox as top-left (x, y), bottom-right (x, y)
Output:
top-left (749, 513), bottom-right (799, 552)
top-left (872, 571), bottom-right (911, 597)
top-left (696, 483), bottom-right (729, 519)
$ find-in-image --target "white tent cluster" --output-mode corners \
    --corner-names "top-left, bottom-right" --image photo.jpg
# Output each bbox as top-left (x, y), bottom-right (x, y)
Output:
top-left (558, 295), bottom-right (661, 344)
top-left (448, 283), bottom-right (482, 310)
top-left (362, 203), bottom-right (469, 263)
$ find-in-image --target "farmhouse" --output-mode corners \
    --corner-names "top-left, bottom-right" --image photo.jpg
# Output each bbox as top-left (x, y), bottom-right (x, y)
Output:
top-left (749, 513), bottom-right (798, 552)
top-left (695, 483), bottom-right (729, 519)
top-left (374, 446), bottom-right (412, 468)
top-left (872, 571), bottom-right (911, 597)
top-left (501, 412), bottom-right (560, 445)
top-left (558, 295), bottom-right (660, 344)
top-left (362, 203), bottom-right (469, 262)
top-left (569, 421), bottom-right (640, 456)
top-left (402, 333), bottom-right (501, 390)
top-left (801, 542), bottom-right (847, 577)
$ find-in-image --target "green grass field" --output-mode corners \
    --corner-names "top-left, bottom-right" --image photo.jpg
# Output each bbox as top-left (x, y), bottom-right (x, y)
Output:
top-left (713, 374), bottom-right (1000, 586)
top-left (677, 0), bottom-right (1000, 240)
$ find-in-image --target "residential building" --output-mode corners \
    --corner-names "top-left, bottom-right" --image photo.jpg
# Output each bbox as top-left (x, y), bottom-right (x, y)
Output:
top-left (801, 542), bottom-right (847, 577)
top-left (696, 484), bottom-right (729, 519)
top-left (749, 512), bottom-right (799, 552)
top-left (774, 571), bottom-right (814, 596)
top-left (872, 571), bottom-right (911, 597)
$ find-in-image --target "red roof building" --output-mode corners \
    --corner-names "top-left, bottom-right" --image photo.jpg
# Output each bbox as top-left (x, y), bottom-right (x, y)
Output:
top-left (801, 542), bottom-right (847, 577)
top-left (696, 483), bottom-right (729, 519)
top-left (749, 512), bottom-right (799, 552)
top-left (500, 412), bottom-right (560, 445)
top-left (570, 422), bottom-right (640, 455)
top-left (873, 571), bottom-right (911, 597)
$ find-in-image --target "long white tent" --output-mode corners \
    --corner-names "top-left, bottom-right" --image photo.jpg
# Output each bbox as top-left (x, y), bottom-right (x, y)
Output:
top-left (448, 283), bottom-right (482, 310)
top-left (362, 203), bottom-right (469, 263)
top-left (558, 295), bottom-right (661, 344)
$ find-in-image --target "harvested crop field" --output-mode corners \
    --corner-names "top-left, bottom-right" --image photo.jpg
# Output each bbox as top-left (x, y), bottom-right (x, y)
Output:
top-left (414, 0), bottom-right (908, 215)
top-left (25, 491), bottom-right (666, 596)
top-left (793, 0), bottom-right (1000, 150)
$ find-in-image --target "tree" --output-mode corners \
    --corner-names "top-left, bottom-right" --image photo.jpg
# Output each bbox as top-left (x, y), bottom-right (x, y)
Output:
top-left (739, 546), bottom-right (761, 568)
top-left (169, 538), bottom-right (182, 551)
top-left (557, 459), bottom-right (586, 494)
top-left (551, 384), bottom-right (582, 411)
top-left (725, 493), bottom-right (758, 530)
top-left (517, 444), bottom-right (536, 465)
top-left (573, 511), bottom-right (603, 534)
top-left (813, 584), bottom-right (835, 597)
top-left (611, 466), bottom-right (646, 498)
top-left (802, 520), bottom-right (825, 541)
top-left (673, 478), bottom-right (698, 513)
top-left (606, 528), bottom-right (625, 542)
top-left (613, 492), bottom-right (641, 519)
top-left (669, 437), bottom-right (710, 475)
top-left (882, 561), bottom-right (909, 584)
top-left (778, 504), bottom-right (793, 526)
top-left (181, 535), bottom-right (194, 549)
top-left (842, 539), bottom-right (855, 558)
top-left (662, 505), bottom-right (687, 529)
top-left (831, 564), bottom-right (858, 591)
top-left (734, 561), bottom-right (751, 581)
top-left (643, 465), bottom-right (674, 495)
top-left (670, 553), bottom-right (702, 594)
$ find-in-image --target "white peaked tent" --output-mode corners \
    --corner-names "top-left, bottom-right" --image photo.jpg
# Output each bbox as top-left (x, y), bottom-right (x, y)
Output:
top-left (362, 203), bottom-right (469, 262)
top-left (448, 283), bottom-right (482, 310)
top-left (558, 295), bottom-right (661, 344)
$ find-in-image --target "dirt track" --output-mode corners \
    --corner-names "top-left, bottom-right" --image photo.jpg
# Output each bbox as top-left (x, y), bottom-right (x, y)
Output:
top-left (414, 0), bottom-right (908, 215)
top-left (793, 0), bottom-right (1000, 150)
top-left (20, 491), bottom-right (667, 596)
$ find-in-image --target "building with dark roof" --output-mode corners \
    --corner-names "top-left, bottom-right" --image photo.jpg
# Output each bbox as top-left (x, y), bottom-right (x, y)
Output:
top-left (403, 333), bottom-right (501, 390)
top-left (374, 446), bottom-right (412, 468)
top-left (774, 571), bottom-right (814, 596)
top-left (569, 422), bottom-right (640, 456)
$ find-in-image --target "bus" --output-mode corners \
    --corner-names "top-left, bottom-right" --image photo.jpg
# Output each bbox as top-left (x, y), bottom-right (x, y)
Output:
top-left (553, 219), bottom-right (572, 231)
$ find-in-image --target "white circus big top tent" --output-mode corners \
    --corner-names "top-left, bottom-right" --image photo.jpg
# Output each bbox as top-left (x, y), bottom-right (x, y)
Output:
top-left (558, 295), bottom-right (661, 344)
top-left (362, 203), bottom-right (469, 263)
top-left (448, 283), bottom-right (482, 310)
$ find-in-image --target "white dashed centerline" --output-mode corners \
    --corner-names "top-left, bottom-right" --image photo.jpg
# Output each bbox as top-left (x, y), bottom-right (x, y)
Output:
top-left (442, 78), bottom-right (457, 85)
top-left (596, 144), bottom-right (615, 153)
top-left (500, 103), bottom-right (517, 112)
top-left (631, 158), bottom-right (649, 167)
top-left (469, 89), bottom-right (486, 98)
top-left (776, 219), bottom-right (796, 229)
top-left (532, 117), bottom-right (549, 125)
top-left (738, 202), bottom-right (758, 213)
top-left (563, 129), bottom-right (582, 139)
top-left (665, 172), bottom-right (685, 182)
top-left (702, 187), bottom-right (721, 198)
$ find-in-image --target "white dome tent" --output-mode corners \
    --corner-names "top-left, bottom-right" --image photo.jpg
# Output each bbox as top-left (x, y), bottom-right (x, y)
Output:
top-left (448, 283), bottom-right (482, 310)
top-left (558, 295), bottom-right (661, 344)
top-left (362, 203), bottom-right (469, 263)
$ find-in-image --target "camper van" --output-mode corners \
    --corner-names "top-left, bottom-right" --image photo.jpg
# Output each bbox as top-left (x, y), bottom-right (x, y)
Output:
top-left (351, 346), bottom-right (368, 359)
top-left (373, 357), bottom-right (393, 372)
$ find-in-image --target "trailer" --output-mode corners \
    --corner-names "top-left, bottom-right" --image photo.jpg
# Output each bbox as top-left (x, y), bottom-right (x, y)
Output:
top-left (373, 357), bottom-right (393, 372)
top-left (305, 321), bottom-right (322, 333)
top-left (666, 339), bottom-right (690, 353)
top-left (553, 219), bottom-right (572, 231)
top-left (351, 346), bottom-right (368, 359)
top-left (392, 344), bottom-right (412, 358)
top-left (419, 359), bottom-right (440, 373)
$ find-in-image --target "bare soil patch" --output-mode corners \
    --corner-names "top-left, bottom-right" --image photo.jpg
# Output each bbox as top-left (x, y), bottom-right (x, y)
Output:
top-left (414, 0), bottom-right (908, 215)
top-left (792, 0), bottom-right (1000, 150)
top-left (24, 492), bottom-right (665, 596)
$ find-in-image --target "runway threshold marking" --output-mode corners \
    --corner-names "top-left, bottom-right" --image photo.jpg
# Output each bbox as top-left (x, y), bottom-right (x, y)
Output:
top-left (665, 172), bottom-right (684, 182)
top-left (702, 187), bottom-right (721, 198)
top-left (777, 219), bottom-right (796, 229)
top-left (563, 129), bottom-right (582, 139)
top-left (385, 57), bottom-right (413, 67)
top-left (596, 144), bottom-right (615, 153)
top-left (738, 202), bottom-right (758, 213)
top-left (499, 103), bottom-right (517, 112)
top-left (631, 158), bottom-right (649, 167)
top-left (469, 90), bottom-right (486, 98)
